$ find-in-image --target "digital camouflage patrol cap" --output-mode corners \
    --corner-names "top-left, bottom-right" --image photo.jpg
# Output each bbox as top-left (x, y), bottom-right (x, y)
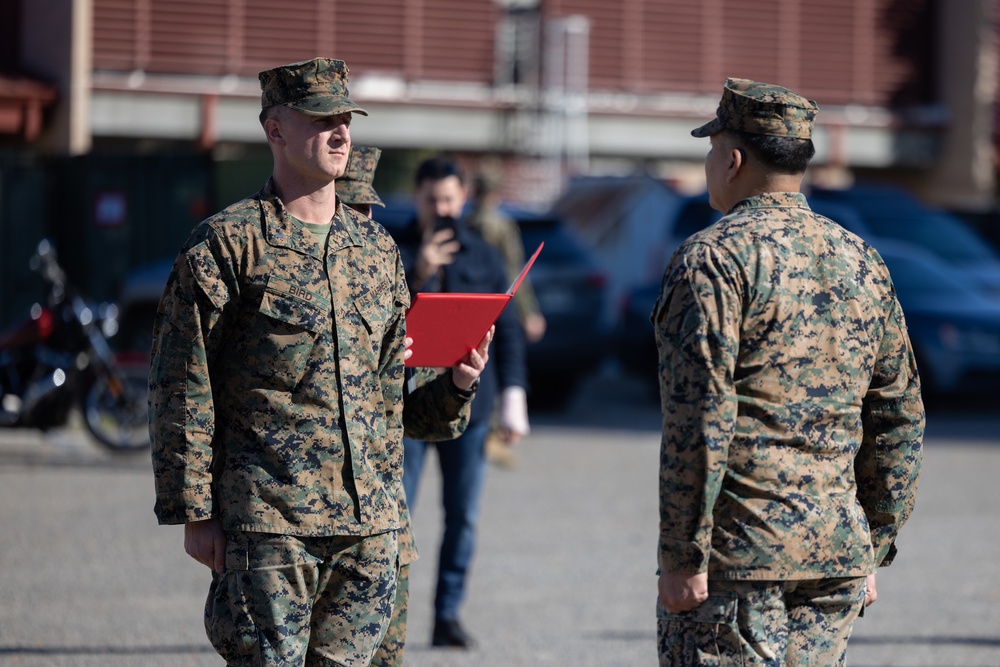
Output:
top-left (692, 77), bottom-right (818, 139)
top-left (336, 146), bottom-right (384, 207)
top-left (259, 57), bottom-right (368, 117)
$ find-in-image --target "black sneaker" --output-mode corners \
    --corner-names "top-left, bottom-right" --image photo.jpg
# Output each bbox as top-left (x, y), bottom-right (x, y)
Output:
top-left (432, 618), bottom-right (477, 649)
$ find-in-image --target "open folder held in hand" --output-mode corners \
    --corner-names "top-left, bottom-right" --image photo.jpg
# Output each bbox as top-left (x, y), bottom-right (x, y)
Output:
top-left (404, 243), bottom-right (543, 367)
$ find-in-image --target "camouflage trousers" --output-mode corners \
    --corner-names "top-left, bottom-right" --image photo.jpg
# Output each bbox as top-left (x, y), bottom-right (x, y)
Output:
top-left (204, 530), bottom-right (398, 667)
top-left (370, 563), bottom-right (410, 667)
top-left (657, 577), bottom-right (866, 666)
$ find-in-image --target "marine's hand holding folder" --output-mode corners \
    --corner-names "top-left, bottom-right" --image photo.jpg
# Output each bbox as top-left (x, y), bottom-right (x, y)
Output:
top-left (404, 243), bottom-right (543, 368)
top-left (403, 327), bottom-right (493, 390)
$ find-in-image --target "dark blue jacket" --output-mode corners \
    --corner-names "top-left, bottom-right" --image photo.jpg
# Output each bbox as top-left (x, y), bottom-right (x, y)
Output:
top-left (395, 219), bottom-right (527, 424)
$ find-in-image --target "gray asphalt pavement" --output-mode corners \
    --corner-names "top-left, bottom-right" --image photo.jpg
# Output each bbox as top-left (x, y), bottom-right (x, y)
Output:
top-left (1, 370), bottom-right (998, 666)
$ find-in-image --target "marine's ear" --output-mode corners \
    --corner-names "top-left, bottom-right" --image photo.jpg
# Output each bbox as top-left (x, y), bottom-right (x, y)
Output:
top-left (263, 114), bottom-right (285, 147)
top-left (726, 146), bottom-right (745, 183)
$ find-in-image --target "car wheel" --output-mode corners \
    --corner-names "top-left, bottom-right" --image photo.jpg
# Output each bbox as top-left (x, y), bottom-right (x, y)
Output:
top-left (527, 372), bottom-right (581, 411)
top-left (116, 303), bottom-right (159, 354)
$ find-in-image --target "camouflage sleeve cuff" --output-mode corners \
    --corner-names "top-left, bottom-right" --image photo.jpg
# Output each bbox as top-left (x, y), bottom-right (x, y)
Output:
top-left (402, 373), bottom-right (474, 442)
top-left (658, 537), bottom-right (710, 574)
top-left (153, 485), bottom-right (216, 525)
top-left (869, 523), bottom-right (900, 567)
top-left (447, 373), bottom-right (478, 399)
top-left (878, 542), bottom-right (898, 567)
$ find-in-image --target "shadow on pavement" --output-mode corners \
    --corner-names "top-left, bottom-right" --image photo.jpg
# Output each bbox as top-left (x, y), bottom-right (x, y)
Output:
top-left (849, 635), bottom-right (1000, 647)
top-left (0, 644), bottom-right (216, 656)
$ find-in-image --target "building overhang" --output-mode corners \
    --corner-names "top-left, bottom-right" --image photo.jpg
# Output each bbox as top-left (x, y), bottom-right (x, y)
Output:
top-left (90, 71), bottom-right (946, 168)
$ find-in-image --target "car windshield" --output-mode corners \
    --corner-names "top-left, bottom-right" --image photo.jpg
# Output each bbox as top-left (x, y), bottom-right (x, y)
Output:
top-left (828, 190), bottom-right (1000, 263)
top-left (866, 211), bottom-right (999, 263)
top-left (517, 219), bottom-right (585, 264)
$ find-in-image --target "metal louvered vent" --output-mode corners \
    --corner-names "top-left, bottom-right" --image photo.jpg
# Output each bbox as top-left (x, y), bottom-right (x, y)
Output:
top-left (541, 0), bottom-right (936, 106)
top-left (92, 0), bottom-right (937, 108)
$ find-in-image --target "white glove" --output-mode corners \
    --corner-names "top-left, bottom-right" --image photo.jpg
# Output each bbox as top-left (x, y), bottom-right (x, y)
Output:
top-left (500, 386), bottom-right (530, 438)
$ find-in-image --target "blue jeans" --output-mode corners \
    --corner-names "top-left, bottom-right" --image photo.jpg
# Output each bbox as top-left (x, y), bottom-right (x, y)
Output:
top-left (402, 420), bottom-right (490, 621)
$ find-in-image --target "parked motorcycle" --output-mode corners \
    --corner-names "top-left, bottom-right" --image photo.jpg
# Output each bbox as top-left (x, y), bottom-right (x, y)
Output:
top-left (0, 239), bottom-right (149, 451)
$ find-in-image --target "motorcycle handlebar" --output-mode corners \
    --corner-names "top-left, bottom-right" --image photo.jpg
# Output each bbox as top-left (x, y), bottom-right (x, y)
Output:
top-left (30, 238), bottom-right (68, 291)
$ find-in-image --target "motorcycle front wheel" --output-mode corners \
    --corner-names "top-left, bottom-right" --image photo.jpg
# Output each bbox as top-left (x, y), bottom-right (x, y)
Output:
top-left (82, 366), bottom-right (150, 452)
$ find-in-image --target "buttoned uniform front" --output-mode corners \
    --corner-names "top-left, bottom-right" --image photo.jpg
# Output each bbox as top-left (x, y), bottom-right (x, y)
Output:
top-left (150, 55), bottom-right (414, 666)
top-left (150, 177), bottom-right (409, 536)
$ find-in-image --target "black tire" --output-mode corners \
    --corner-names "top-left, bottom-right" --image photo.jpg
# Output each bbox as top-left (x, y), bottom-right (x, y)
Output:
top-left (116, 302), bottom-right (158, 355)
top-left (82, 366), bottom-right (150, 452)
top-left (527, 371), bottom-right (581, 411)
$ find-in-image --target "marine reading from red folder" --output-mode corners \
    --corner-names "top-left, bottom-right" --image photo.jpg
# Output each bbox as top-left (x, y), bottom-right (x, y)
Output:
top-left (404, 242), bottom-right (544, 367)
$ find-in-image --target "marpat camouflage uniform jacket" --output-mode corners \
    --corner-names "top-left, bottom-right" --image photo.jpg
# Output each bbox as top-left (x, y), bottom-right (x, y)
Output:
top-left (653, 192), bottom-right (923, 580)
top-left (150, 178), bottom-right (409, 536)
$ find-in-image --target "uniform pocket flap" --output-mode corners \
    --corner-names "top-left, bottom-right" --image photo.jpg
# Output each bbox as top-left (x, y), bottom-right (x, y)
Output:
top-left (660, 592), bottom-right (738, 624)
top-left (258, 288), bottom-right (324, 332)
top-left (351, 281), bottom-right (393, 334)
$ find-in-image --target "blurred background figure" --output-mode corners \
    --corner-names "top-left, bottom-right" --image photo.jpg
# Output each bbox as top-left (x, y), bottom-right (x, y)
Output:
top-left (466, 159), bottom-right (546, 468)
top-left (394, 154), bottom-right (530, 649)
top-left (335, 145), bottom-right (384, 219)
top-left (467, 159), bottom-right (547, 345)
top-left (337, 143), bottom-right (493, 666)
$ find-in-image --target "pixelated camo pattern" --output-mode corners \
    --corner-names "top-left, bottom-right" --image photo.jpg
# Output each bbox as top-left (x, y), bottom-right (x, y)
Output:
top-left (403, 368), bottom-right (472, 443)
top-left (657, 578), bottom-right (865, 665)
top-left (205, 531), bottom-right (397, 665)
top-left (259, 57), bottom-right (367, 116)
top-left (149, 177), bottom-right (409, 537)
top-left (652, 192), bottom-right (923, 579)
top-left (337, 146), bottom-right (385, 207)
top-left (693, 77), bottom-right (819, 139)
top-left (370, 564), bottom-right (411, 667)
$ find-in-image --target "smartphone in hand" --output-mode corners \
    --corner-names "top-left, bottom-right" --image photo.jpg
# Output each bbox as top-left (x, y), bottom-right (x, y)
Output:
top-left (434, 215), bottom-right (457, 232)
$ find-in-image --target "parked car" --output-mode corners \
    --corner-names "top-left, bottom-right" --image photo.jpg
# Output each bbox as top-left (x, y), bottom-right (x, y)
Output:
top-left (548, 174), bottom-right (683, 328)
top-left (660, 191), bottom-right (874, 260)
top-left (809, 183), bottom-right (1000, 296)
top-left (614, 280), bottom-right (662, 398)
top-left (615, 191), bottom-right (1000, 400)
top-left (511, 207), bottom-right (612, 407)
top-left (118, 203), bottom-right (611, 409)
top-left (874, 240), bottom-right (1000, 397)
top-left (614, 192), bottom-right (717, 397)
top-left (116, 257), bottom-right (173, 355)
top-left (947, 208), bottom-right (1000, 254)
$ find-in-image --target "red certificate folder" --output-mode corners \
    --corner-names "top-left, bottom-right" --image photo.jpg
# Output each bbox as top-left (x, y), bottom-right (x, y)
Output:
top-left (404, 242), bottom-right (543, 367)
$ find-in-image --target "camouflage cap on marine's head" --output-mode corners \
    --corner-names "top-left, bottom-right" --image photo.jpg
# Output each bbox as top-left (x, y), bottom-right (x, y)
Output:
top-left (336, 146), bottom-right (384, 207)
top-left (692, 78), bottom-right (818, 139)
top-left (259, 57), bottom-right (368, 117)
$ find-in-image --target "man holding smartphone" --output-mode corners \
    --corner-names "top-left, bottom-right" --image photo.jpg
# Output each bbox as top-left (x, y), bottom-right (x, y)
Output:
top-left (392, 154), bottom-right (530, 649)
